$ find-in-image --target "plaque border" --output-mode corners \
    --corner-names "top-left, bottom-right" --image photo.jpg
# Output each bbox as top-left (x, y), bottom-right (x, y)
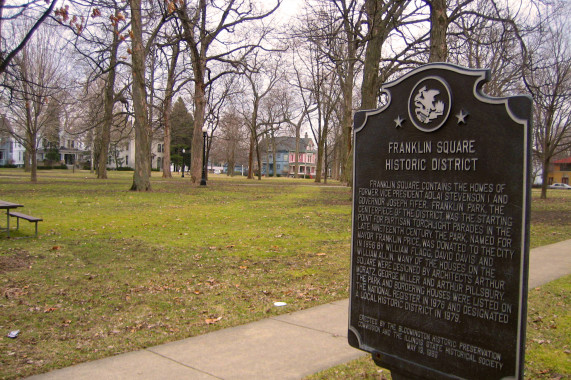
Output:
top-left (349, 62), bottom-right (532, 380)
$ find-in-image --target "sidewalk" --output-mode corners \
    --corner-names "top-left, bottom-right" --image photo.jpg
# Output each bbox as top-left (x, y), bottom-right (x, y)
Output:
top-left (27, 240), bottom-right (571, 380)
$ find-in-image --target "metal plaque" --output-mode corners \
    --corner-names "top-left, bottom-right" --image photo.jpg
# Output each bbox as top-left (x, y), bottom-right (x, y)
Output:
top-left (349, 63), bottom-right (532, 380)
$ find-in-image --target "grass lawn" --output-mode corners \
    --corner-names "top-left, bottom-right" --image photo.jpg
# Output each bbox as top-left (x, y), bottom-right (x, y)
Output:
top-left (0, 169), bottom-right (570, 379)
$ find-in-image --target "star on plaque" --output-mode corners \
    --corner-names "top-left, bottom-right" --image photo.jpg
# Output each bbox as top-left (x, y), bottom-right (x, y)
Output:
top-left (394, 115), bottom-right (405, 128)
top-left (456, 109), bottom-right (469, 125)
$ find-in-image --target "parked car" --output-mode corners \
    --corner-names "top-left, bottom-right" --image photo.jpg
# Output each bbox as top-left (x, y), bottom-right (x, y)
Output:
top-left (548, 183), bottom-right (571, 189)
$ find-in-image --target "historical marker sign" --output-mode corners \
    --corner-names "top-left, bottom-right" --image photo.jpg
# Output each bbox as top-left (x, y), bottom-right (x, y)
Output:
top-left (349, 64), bottom-right (531, 380)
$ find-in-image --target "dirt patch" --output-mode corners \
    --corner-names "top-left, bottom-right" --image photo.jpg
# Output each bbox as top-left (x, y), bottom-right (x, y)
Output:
top-left (0, 249), bottom-right (32, 274)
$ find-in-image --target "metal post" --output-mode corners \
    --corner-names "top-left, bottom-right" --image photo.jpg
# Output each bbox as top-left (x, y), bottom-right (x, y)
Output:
top-left (181, 148), bottom-right (185, 178)
top-left (200, 127), bottom-right (207, 186)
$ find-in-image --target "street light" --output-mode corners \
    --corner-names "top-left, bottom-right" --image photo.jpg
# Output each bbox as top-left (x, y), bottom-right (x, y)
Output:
top-left (200, 126), bottom-right (207, 186)
top-left (181, 148), bottom-right (185, 178)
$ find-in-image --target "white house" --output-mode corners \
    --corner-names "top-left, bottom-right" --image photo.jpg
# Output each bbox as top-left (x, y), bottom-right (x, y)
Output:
top-left (106, 137), bottom-right (165, 171)
top-left (0, 136), bottom-right (26, 167)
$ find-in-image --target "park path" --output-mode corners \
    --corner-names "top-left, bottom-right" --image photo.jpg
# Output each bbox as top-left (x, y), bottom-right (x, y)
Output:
top-left (27, 239), bottom-right (571, 380)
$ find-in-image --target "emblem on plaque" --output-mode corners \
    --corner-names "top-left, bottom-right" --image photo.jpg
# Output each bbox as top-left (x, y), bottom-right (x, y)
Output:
top-left (408, 76), bottom-right (451, 132)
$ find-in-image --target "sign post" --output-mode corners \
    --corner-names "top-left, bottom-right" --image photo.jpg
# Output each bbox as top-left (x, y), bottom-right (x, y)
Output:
top-left (349, 64), bottom-right (532, 380)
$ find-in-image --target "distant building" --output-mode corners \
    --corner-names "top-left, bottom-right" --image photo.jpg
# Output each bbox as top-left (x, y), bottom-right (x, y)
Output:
top-left (547, 157), bottom-right (571, 185)
top-left (37, 131), bottom-right (84, 166)
top-left (0, 137), bottom-right (26, 167)
top-left (260, 134), bottom-right (316, 177)
top-left (107, 137), bottom-right (165, 171)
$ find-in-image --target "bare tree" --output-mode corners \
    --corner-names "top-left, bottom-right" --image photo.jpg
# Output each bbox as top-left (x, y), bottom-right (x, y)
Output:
top-left (129, 0), bottom-right (152, 191)
top-left (287, 38), bottom-right (333, 181)
top-left (360, 0), bottom-right (412, 108)
top-left (241, 54), bottom-right (282, 180)
top-left (524, 11), bottom-right (571, 198)
top-left (296, 0), bottom-right (365, 183)
top-left (0, 27), bottom-right (69, 182)
top-left (447, 0), bottom-right (524, 96)
top-left (174, 0), bottom-right (281, 183)
top-left (159, 41), bottom-right (180, 178)
top-left (0, 0), bottom-right (58, 75)
top-left (203, 76), bottom-right (240, 179)
top-left (127, 0), bottom-right (170, 190)
top-left (55, 0), bottom-right (133, 179)
top-left (216, 107), bottom-right (247, 177)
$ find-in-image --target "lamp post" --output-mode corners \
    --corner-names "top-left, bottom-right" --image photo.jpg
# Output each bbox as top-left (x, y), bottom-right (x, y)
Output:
top-left (181, 148), bottom-right (185, 178)
top-left (200, 126), bottom-right (207, 186)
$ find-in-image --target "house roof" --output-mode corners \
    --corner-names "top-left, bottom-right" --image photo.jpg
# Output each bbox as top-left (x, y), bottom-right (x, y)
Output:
top-left (553, 157), bottom-right (571, 164)
top-left (259, 136), bottom-right (315, 153)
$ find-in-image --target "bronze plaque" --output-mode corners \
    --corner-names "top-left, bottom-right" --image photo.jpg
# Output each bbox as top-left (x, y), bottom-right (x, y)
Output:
top-left (349, 64), bottom-right (531, 380)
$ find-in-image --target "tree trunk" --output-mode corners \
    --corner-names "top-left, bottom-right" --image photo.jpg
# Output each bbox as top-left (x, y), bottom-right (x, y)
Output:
top-left (27, 129), bottom-right (38, 183)
top-left (162, 107), bottom-right (172, 177)
top-left (255, 140), bottom-right (262, 181)
top-left (248, 132), bottom-right (254, 179)
top-left (428, 0), bottom-right (448, 62)
top-left (30, 148), bottom-right (37, 183)
top-left (315, 128), bottom-right (327, 183)
top-left (97, 14), bottom-right (120, 179)
top-left (130, 0), bottom-right (152, 191)
top-left (294, 126), bottom-right (300, 178)
top-left (540, 158), bottom-right (549, 199)
top-left (271, 132), bottom-right (277, 177)
top-left (190, 82), bottom-right (206, 183)
top-left (361, 0), bottom-right (383, 110)
top-left (162, 43), bottom-right (179, 179)
top-left (323, 138), bottom-right (328, 184)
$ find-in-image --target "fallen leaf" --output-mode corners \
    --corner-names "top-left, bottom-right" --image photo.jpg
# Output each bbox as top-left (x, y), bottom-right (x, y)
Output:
top-left (205, 316), bottom-right (222, 325)
top-left (52, 246), bottom-right (61, 251)
top-left (316, 253), bottom-right (327, 256)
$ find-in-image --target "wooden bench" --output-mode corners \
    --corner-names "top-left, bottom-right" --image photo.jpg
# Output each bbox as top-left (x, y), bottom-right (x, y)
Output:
top-left (10, 212), bottom-right (43, 237)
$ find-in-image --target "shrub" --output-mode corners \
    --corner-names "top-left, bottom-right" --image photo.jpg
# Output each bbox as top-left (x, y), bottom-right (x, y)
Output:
top-left (37, 164), bottom-right (68, 170)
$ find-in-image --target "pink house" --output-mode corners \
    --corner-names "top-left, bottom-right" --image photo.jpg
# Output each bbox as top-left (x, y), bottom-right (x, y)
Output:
top-left (260, 134), bottom-right (317, 177)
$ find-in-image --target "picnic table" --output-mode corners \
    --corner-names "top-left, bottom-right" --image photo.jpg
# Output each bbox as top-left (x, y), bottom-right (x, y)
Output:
top-left (0, 200), bottom-right (42, 237)
top-left (0, 200), bottom-right (23, 238)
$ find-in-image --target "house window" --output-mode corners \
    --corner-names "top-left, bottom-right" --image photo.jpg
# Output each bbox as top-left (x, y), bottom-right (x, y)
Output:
top-left (125, 155), bottom-right (129, 166)
top-left (277, 164), bottom-right (281, 170)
